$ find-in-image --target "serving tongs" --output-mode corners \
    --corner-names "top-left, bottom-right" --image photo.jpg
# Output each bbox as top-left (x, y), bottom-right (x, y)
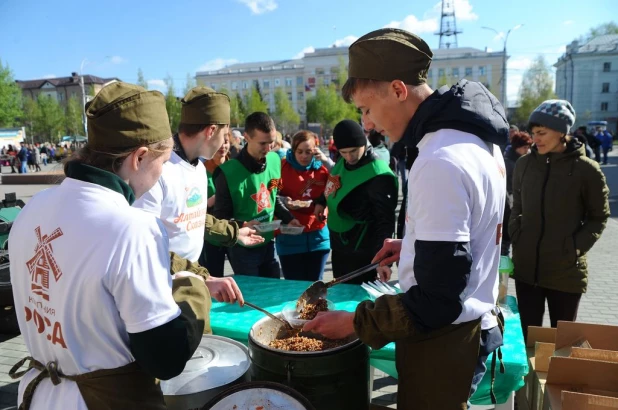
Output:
top-left (295, 261), bottom-right (381, 312)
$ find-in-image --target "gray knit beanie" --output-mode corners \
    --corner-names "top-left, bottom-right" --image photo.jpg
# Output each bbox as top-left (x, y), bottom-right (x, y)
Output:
top-left (528, 99), bottom-right (576, 135)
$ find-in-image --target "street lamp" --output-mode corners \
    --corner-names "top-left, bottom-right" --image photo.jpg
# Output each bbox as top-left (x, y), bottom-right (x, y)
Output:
top-left (482, 24), bottom-right (523, 110)
top-left (79, 58), bottom-right (89, 138)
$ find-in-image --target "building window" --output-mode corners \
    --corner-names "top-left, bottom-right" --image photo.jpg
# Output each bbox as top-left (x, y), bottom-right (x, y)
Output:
top-left (242, 81), bottom-right (248, 89)
top-left (232, 81), bottom-right (238, 90)
top-left (263, 93), bottom-right (270, 101)
top-left (263, 79), bottom-right (270, 88)
top-left (323, 77), bottom-right (330, 86)
top-left (285, 78), bottom-right (293, 87)
top-left (438, 68), bottom-right (445, 77)
top-left (315, 68), bottom-right (325, 75)
top-left (465, 67), bottom-right (473, 76)
top-left (601, 102), bottom-right (609, 111)
top-left (297, 91), bottom-right (304, 100)
top-left (57, 93), bottom-right (64, 102)
top-left (287, 92), bottom-right (293, 102)
top-left (427, 69), bottom-right (433, 78)
top-left (479, 66), bottom-right (486, 76)
top-left (211, 83), bottom-right (217, 90)
top-left (221, 82), bottom-right (227, 89)
top-left (452, 68), bottom-right (460, 77)
top-left (274, 78), bottom-right (281, 87)
top-left (602, 83), bottom-right (610, 93)
top-left (297, 76), bottom-right (303, 86)
top-left (603, 62), bottom-right (611, 72)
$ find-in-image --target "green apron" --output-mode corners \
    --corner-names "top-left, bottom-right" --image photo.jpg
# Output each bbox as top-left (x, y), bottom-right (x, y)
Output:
top-left (325, 158), bottom-right (396, 250)
top-left (219, 152), bottom-right (281, 246)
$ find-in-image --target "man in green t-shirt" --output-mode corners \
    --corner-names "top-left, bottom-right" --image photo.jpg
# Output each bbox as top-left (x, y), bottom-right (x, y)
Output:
top-left (213, 112), bottom-right (301, 278)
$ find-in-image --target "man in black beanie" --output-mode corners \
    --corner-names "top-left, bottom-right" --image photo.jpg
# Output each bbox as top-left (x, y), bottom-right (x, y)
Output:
top-left (322, 119), bottom-right (398, 284)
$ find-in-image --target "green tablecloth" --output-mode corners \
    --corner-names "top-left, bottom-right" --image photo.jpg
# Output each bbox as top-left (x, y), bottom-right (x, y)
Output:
top-left (210, 276), bottom-right (528, 405)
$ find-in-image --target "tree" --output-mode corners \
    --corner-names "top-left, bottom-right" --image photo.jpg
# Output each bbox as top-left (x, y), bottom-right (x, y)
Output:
top-left (22, 97), bottom-right (39, 139)
top-left (273, 88), bottom-right (300, 134)
top-left (183, 73), bottom-right (196, 96)
top-left (306, 84), bottom-right (360, 134)
top-left (35, 94), bottom-right (64, 142)
top-left (65, 96), bottom-right (84, 136)
top-left (513, 55), bottom-right (556, 125)
top-left (137, 68), bottom-right (148, 89)
top-left (235, 93), bottom-right (246, 126)
top-left (164, 74), bottom-right (181, 132)
top-left (0, 59), bottom-right (23, 127)
top-left (581, 21), bottom-right (618, 42)
top-left (220, 88), bottom-right (244, 127)
top-left (244, 84), bottom-right (269, 115)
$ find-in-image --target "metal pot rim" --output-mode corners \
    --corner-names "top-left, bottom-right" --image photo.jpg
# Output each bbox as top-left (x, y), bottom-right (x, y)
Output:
top-left (248, 314), bottom-right (360, 355)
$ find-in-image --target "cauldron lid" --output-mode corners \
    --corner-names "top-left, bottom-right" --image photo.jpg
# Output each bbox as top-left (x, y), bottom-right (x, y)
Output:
top-left (161, 335), bottom-right (250, 395)
top-left (203, 381), bottom-right (316, 410)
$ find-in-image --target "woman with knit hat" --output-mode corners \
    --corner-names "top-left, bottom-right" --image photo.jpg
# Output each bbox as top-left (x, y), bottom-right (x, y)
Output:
top-left (509, 99), bottom-right (610, 340)
top-left (325, 119), bottom-right (398, 284)
top-left (8, 82), bottom-right (210, 409)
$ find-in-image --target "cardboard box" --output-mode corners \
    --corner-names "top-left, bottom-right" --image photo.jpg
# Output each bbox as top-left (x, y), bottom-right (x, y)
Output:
top-left (542, 357), bottom-right (618, 410)
top-left (527, 326), bottom-right (556, 410)
top-left (526, 323), bottom-right (618, 410)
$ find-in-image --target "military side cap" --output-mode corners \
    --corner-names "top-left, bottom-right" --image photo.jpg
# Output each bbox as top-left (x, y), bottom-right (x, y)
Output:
top-left (181, 86), bottom-right (231, 125)
top-left (86, 82), bottom-right (171, 149)
top-left (349, 28), bottom-right (433, 86)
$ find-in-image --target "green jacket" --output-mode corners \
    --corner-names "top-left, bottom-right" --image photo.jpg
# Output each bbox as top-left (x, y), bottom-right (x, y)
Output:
top-left (508, 141), bottom-right (609, 293)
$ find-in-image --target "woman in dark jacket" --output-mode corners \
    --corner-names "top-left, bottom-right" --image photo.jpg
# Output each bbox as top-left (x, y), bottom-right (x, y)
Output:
top-left (501, 131), bottom-right (532, 255)
top-left (324, 120), bottom-right (398, 284)
top-left (508, 100), bottom-right (610, 340)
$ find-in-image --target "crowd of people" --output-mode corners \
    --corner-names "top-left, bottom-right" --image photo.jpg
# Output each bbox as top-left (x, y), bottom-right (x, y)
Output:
top-left (0, 143), bottom-right (75, 173)
top-left (5, 26), bottom-right (612, 410)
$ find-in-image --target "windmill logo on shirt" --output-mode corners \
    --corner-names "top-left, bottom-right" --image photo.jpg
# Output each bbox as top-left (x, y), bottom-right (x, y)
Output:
top-left (251, 182), bottom-right (272, 213)
top-left (26, 226), bottom-right (64, 301)
top-left (186, 187), bottom-right (203, 208)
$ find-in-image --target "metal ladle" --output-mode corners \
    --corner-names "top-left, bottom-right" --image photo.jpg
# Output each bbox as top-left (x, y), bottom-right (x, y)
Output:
top-left (244, 302), bottom-right (297, 336)
top-left (295, 261), bottom-right (382, 312)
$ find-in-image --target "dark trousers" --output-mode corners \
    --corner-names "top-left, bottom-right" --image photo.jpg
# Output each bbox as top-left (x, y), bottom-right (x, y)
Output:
top-left (501, 199), bottom-right (511, 256)
top-left (279, 250), bottom-right (330, 281)
top-left (396, 319), bottom-right (481, 409)
top-left (331, 248), bottom-right (377, 285)
top-left (228, 241), bottom-right (280, 278)
top-left (603, 147), bottom-right (610, 164)
top-left (515, 280), bottom-right (582, 341)
top-left (594, 145), bottom-right (601, 162)
top-left (199, 241), bottom-right (228, 277)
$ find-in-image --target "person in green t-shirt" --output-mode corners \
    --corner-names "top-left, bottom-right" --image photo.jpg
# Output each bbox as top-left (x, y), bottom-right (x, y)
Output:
top-left (324, 119), bottom-right (398, 284)
top-left (213, 112), bottom-right (301, 278)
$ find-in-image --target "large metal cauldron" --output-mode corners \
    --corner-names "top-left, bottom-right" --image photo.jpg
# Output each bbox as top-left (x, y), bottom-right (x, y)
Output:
top-left (161, 335), bottom-right (250, 410)
top-left (248, 315), bottom-right (370, 410)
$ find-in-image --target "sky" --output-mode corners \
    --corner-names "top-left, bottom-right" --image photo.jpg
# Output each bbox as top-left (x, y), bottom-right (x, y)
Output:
top-left (0, 0), bottom-right (615, 106)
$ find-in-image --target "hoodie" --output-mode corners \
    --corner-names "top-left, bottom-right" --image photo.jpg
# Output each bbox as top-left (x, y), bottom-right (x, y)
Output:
top-left (404, 79), bottom-right (509, 149)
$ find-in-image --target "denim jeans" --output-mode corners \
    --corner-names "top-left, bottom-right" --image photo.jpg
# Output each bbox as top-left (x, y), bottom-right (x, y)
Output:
top-left (228, 241), bottom-right (280, 278)
top-left (279, 249), bottom-right (330, 281)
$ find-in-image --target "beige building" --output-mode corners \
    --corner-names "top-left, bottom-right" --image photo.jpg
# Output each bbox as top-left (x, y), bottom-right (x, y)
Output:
top-left (16, 73), bottom-right (119, 106)
top-left (196, 46), bottom-right (505, 126)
